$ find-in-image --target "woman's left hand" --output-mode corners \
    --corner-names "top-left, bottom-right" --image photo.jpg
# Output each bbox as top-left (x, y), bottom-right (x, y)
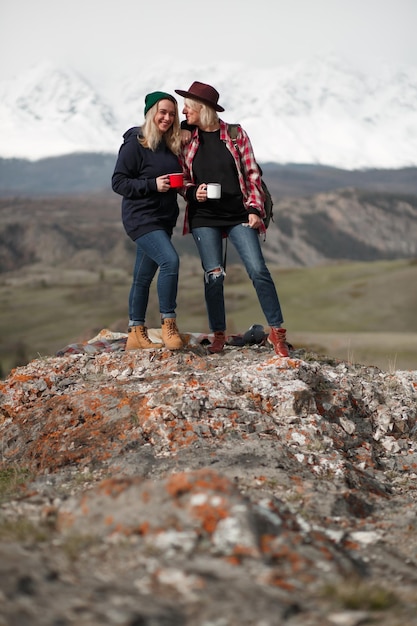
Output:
top-left (181, 130), bottom-right (192, 146)
top-left (248, 213), bottom-right (262, 229)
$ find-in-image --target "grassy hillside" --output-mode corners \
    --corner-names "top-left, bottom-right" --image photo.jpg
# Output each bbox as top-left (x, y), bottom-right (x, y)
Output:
top-left (1, 258), bottom-right (416, 377)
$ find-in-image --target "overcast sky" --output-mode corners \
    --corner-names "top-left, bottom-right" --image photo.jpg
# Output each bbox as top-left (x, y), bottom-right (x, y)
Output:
top-left (1, 0), bottom-right (416, 84)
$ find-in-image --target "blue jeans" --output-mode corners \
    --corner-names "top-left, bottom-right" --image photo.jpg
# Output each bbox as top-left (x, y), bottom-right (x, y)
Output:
top-left (192, 224), bottom-right (284, 331)
top-left (129, 229), bottom-right (179, 325)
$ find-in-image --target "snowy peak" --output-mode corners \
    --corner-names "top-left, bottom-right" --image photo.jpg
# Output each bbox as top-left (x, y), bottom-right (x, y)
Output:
top-left (1, 62), bottom-right (115, 125)
top-left (1, 57), bottom-right (416, 168)
top-left (0, 62), bottom-right (118, 159)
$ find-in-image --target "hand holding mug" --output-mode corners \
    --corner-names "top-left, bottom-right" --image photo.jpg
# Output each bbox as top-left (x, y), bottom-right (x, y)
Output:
top-left (196, 182), bottom-right (222, 202)
top-left (196, 183), bottom-right (208, 202)
top-left (156, 175), bottom-right (170, 192)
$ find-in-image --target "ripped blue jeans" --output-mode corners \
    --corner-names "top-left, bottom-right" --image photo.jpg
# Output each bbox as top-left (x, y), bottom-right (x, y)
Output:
top-left (192, 224), bottom-right (284, 332)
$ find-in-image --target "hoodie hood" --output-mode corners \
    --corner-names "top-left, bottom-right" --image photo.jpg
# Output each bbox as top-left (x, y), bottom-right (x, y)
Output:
top-left (122, 126), bottom-right (142, 142)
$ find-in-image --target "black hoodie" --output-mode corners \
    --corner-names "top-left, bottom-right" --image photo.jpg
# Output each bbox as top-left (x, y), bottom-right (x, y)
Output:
top-left (112, 127), bottom-right (182, 241)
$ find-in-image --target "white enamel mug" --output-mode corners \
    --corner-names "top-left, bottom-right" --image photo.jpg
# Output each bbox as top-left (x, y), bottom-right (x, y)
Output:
top-left (206, 183), bottom-right (221, 199)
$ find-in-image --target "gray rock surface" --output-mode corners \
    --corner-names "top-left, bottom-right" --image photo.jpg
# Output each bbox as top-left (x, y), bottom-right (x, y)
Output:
top-left (1, 343), bottom-right (417, 625)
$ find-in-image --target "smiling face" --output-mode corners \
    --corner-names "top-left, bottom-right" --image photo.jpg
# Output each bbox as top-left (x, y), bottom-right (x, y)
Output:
top-left (182, 99), bottom-right (202, 126)
top-left (154, 99), bottom-right (176, 133)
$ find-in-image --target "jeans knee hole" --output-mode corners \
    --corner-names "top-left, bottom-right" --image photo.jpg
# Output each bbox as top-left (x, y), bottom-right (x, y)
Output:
top-left (206, 267), bottom-right (224, 282)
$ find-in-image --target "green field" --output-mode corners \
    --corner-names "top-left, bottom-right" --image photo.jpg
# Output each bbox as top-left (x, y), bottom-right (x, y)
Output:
top-left (1, 258), bottom-right (416, 377)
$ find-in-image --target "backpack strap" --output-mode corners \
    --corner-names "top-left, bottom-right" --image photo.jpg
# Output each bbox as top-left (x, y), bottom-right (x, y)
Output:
top-left (227, 124), bottom-right (272, 234)
top-left (228, 123), bottom-right (239, 142)
top-left (222, 124), bottom-right (241, 272)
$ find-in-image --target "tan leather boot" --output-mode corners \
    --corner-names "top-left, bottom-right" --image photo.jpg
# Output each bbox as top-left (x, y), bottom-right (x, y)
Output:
top-left (161, 318), bottom-right (183, 350)
top-left (126, 325), bottom-right (163, 350)
top-left (208, 331), bottom-right (226, 354)
top-left (268, 327), bottom-right (290, 357)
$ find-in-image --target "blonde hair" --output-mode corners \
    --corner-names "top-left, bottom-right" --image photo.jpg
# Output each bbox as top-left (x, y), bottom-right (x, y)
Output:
top-left (139, 99), bottom-right (181, 155)
top-left (184, 98), bottom-right (219, 129)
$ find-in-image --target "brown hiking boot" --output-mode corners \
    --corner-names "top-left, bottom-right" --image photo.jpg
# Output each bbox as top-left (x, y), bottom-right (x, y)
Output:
top-left (161, 318), bottom-right (183, 350)
top-left (268, 327), bottom-right (290, 357)
top-left (208, 331), bottom-right (226, 354)
top-left (126, 325), bottom-right (163, 350)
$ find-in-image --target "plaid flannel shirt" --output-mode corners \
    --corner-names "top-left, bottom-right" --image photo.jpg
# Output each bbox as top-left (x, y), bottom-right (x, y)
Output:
top-left (180, 119), bottom-right (266, 235)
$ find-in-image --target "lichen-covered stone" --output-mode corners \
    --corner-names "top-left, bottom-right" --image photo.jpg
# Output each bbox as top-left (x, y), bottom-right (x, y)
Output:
top-left (0, 346), bottom-right (416, 625)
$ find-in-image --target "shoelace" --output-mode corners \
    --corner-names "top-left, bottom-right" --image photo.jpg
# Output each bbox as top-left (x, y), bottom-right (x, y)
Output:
top-left (166, 322), bottom-right (178, 337)
top-left (139, 327), bottom-right (152, 343)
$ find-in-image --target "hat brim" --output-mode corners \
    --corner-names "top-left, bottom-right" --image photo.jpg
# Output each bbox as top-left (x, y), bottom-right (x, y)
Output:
top-left (174, 89), bottom-right (224, 112)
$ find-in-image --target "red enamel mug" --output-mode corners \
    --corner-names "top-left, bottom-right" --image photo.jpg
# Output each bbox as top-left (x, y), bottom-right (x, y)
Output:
top-left (169, 173), bottom-right (183, 188)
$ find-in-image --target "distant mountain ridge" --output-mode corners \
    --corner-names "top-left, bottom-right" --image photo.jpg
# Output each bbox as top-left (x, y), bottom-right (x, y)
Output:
top-left (1, 187), bottom-right (416, 271)
top-left (1, 155), bottom-right (417, 198)
top-left (0, 56), bottom-right (416, 169)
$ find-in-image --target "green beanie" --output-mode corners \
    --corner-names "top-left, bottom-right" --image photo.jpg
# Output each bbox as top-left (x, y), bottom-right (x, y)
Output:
top-left (144, 91), bottom-right (176, 116)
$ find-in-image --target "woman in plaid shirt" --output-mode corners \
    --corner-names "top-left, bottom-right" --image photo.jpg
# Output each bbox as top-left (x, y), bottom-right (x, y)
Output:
top-left (176, 81), bottom-right (290, 357)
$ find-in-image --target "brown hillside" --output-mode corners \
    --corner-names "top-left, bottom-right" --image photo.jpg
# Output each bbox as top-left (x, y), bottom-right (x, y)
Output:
top-left (1, 189), bottom-right (417, 271)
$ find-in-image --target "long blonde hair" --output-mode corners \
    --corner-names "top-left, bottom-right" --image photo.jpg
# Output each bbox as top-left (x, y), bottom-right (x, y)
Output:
top-left (184, 98), bottom-right (219, 129)
top-left (139, 100), bottom-right (181, 155)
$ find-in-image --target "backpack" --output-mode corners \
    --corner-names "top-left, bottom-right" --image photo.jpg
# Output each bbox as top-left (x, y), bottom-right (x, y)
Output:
top-left (227, 123), bottom-right (274, 228)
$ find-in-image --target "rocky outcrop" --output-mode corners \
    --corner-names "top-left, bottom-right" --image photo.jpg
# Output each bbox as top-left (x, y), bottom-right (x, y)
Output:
top-left (1, 343), bottom-right (417, 625)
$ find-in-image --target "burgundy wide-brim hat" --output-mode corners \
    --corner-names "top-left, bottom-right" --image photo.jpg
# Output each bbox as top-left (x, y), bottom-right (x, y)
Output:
top-left (175, 81), bottom-right (224, 112)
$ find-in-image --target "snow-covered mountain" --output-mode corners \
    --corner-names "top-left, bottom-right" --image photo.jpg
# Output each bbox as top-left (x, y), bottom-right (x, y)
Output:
top-left (1, 57), bottom-right (416, 169)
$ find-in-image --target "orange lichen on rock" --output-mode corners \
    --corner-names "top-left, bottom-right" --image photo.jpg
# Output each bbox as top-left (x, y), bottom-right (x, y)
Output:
top-left (342, 539), bottom-right (361, 551)
top-left (165, 420), bottom-right (198, 450)
top-left (97, 477), bottom-right (141, 497)
top-left (165, 472), bottom-right (195, 498)
top-left (267, 575), bottom-right (296, 591)
top-left (165, 470), bottom-right (234, 499)
top-left (191, 495), bottom-right (229, 534)
top-left (137, 521), bottom-right (150, 535)
top-left (225, 555), bottom-right (241, 566)
top-left (232, 544), bottom-right (259, 559)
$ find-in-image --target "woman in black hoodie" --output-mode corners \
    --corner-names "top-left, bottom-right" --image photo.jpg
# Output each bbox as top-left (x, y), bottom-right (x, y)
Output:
top-left (112, 91), bottom-right (184, 350)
